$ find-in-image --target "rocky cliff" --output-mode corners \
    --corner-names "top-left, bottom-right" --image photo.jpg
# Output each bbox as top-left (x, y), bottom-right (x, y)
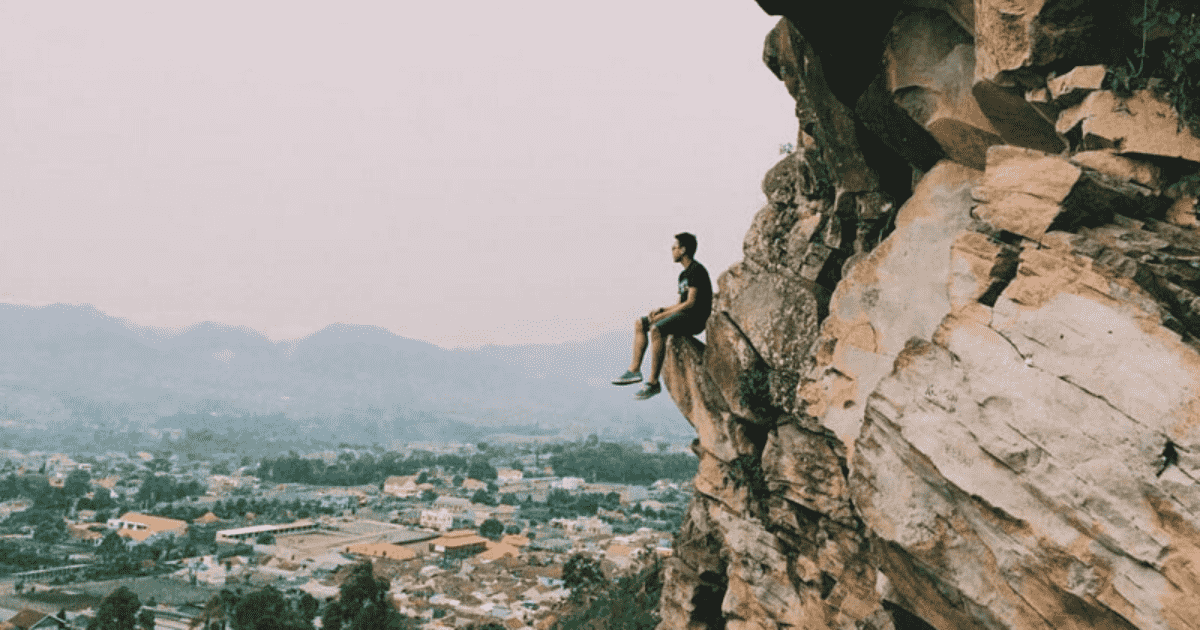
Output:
top-left (658, 1), bottom-right (1200, 628)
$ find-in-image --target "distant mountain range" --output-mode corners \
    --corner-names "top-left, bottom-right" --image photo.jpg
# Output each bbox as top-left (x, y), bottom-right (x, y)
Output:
top-left (0, 303), bottom-right (691, 453)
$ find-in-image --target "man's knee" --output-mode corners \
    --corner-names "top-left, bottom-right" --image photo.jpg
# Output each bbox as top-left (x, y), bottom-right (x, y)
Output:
top-left (637, 316), bottom-right (650, 333)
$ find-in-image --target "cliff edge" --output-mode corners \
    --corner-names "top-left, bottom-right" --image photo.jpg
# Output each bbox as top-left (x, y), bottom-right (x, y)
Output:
top-left (658, 2), bottom-right (1200, 628)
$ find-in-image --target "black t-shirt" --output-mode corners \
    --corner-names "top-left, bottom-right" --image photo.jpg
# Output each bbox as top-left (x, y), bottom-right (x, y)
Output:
top-left (678, 261), bottom-right (713, 319)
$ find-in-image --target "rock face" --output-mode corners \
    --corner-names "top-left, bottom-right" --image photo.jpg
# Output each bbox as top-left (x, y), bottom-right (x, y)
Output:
top-left (657, 3), bottom-right (1200, 629)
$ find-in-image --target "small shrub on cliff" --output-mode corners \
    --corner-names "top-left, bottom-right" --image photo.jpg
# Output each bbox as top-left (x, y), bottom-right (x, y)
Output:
top-left (729, 454), bottom-right (770, 512)
top-left (1110, 0), bottom-right (1200, 134)
top-left (738, 365), bottom-right (776, 419)
top-left (554, 556), bottom-right (663, 630)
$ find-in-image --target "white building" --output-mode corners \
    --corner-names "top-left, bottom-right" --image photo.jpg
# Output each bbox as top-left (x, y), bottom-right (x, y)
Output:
top-left (432, 496), bottom-right (471, 514)
top-left (384, 475), bottom-right (420, 498)
top-left (108, 512), bottom-right (188, 544)
top-left (621, 486), bottom-right (650, 505)
top-left (461, 478), bottom-right (488, 492)
top-left (552, 477), bottom-right (585, 491)
top-left (420, 509), bottom-right (453, 531)
top-left (551, 516), bottom-right (612, 536)
top-left (496, 468), bottom-right (523, 483)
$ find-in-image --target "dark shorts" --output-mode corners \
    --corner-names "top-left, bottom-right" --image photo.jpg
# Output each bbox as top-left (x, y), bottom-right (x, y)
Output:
top-left (641, 311), bottom-right (706, 337)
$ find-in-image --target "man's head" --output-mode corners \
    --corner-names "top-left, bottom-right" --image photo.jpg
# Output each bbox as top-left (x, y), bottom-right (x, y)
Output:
top-left (673, 232), bottom-right (697, 261)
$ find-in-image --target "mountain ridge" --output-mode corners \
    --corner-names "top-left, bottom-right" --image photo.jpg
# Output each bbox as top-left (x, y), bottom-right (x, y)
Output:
top-left (0, 302), bottom-right (689, 452)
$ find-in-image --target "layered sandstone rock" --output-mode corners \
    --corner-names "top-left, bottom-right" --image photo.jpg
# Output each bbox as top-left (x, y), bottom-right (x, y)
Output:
top-left (1058, 90), bottom-right (1200, 162)
top-left (657, 3), bottom-right (1200, 629)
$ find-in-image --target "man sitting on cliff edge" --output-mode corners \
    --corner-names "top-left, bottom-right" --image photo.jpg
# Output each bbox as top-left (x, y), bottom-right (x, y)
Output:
top-left (612, 232), bottom-right (713, 400)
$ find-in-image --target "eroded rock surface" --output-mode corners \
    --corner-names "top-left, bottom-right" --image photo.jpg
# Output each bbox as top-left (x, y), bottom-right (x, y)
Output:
top-left (656, 3), bottom-right (1200, 629)
top-left (1058, 90), bottom-right (1200, 162)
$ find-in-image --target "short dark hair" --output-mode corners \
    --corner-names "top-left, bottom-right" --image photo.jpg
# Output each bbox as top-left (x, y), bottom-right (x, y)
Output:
top-left (674, 232), bottom-right (697, 257)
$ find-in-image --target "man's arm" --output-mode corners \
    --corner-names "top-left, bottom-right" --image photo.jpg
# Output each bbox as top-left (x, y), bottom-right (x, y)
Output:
top-left (648, 287), bottom-right (698, 323)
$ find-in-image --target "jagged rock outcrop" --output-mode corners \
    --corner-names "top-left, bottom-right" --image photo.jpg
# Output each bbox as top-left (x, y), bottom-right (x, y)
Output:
top-left (658, 3), bottom-right (1200, 629)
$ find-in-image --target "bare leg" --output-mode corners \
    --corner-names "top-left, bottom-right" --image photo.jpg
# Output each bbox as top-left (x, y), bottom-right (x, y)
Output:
top-left (648, 326), bottom-right (666, 385)
top-left (629, 317), bottom-right (649, 372)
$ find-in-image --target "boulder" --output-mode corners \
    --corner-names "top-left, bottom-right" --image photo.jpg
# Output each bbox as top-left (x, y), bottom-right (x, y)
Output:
top-left (702, 311), bottom-right (776, 424)
top-left (971, 79), bottom-right (1067, 154)
top-left (1057, 90), bottom-right (1200, 163)
top-left (716, 261), bottom-right (826, 387)
top-left (855, 72), bottom-right (948, 173)
top-left (1167, 194), bottom-right (1199, 228)
top-left (1069, 149), bottom-right (1163, 190)
top-left (973, 0), bottom-right (1122, 85)
top-left (971, 145), bottom-right (1082, 241)
top-left (970, 0), bottom-right (1123, 156)
top-left (662, 335), bottom-right (757, 463)
top-left (1024, 85), bottom-right (1059, 120)
top-left (1047, 64), bottom-right (1107, 105)
top-left (884, 9), bottom-right (1003, 170)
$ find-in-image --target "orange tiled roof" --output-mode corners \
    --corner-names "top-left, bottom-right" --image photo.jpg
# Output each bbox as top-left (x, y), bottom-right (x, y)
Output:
top-left (344, 542), bottom-right (416, 561)
top-left (479, 541), bottom-right (519, 560)
top-left (192, 511), bottom-right (223, 524)
top-left (606, 544), bottom-right (633, 557)
top-left (7, 609), bottom-right (46, 630)
top-left (93, 476), bottom-right (120, 489)
top-left (116, 528), bottom-right (155, 542)
top-left (430, 532), bottom-right (489, 549)
top-left (500, 534), bottom-right (530, 547)
top-left (116, 512), bottom-right (187, 533)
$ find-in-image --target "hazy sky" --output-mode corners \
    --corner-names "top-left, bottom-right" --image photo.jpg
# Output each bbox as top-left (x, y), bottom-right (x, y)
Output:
top-left (1, 2), bottom-right (795, 348)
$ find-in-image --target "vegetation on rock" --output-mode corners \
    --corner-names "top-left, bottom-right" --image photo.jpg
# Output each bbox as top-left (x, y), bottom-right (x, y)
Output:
top-left (553, 556), bottom-right (663, 630)
top-left (1110, 0), bottom-right (1200, 134)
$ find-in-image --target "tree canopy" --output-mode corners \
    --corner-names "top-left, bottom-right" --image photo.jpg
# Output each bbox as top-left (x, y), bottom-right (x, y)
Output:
top-left (479, 518), bottom-right (504, 541)
top-left (563, 554), bottom-right (606, 599)
top-left (549, 441), bottom-right (696, 484)
top-left (88, 586), bottom-right (141, 630)
top-left (321, 562), bottom-right (416, 630)
top-left (231, 587), bottom-right (311, 630)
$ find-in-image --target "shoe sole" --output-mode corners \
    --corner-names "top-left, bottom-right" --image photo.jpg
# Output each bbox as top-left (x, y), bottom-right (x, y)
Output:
top-left (612, 377), bottom-right (642, 385)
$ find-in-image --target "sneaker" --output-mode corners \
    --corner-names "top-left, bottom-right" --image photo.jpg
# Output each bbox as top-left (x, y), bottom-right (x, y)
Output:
top-left (634, 382), bottom-right (662, 400)
top-left (612, 370), bottom-right (642, 385)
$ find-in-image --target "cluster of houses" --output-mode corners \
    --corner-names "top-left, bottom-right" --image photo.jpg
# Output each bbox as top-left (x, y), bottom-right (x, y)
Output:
top-left (0, 444), bottom-right (691, 629)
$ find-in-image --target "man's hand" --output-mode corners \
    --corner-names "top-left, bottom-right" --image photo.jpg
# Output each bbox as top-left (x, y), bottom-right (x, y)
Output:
top-left (650, 306), bottom-right (679, 323)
